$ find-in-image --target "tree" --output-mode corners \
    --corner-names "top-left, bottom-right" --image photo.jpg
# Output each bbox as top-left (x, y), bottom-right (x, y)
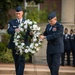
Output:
top-left (0, 0), bottom-right (24, 29)
top-left (0, 0), bottom-right (44, 29)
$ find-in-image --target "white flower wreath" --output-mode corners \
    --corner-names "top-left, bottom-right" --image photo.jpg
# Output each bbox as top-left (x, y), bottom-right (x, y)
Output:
top-left (13, 19), bottom-right (42, 57)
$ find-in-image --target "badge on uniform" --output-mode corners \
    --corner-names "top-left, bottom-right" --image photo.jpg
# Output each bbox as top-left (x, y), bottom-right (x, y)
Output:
top-left (13, 26), bottom-right (17, 28)
top-left (67, 36), bottom-right (69, 39)
top-left (52, 27), bottom-right (57, 31)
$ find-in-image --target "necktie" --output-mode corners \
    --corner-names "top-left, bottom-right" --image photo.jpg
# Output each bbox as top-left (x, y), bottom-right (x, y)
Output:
top-left (49, 26), bottom-right (52, 31)
top-left (18, 20), bottom-right (20, 24)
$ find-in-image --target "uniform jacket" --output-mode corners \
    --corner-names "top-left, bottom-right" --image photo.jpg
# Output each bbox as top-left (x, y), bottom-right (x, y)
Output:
top-left (7, 18), bottom-right (31, 49)
top-left (69, 34), bottom-right (75, 50)
top-left (63, 34), bottom-right (71, 51)
top-left (43, 22), bottom-right (64, 54)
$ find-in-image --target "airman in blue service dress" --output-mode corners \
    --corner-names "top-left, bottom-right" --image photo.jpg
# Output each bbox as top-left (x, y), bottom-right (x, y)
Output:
top-left (39, 12), bottom-right (64, 75)
top-left (69, 29), bottom-right (75, 67)
top-left (7, 6), bottom-right (31, 75)
top-left (61, 28), bottom-right (71, 66)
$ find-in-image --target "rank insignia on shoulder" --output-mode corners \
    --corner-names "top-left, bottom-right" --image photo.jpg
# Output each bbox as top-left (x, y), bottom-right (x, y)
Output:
top-left (8, 24), bottom-right (10, 29)
top-left (59, 23), bottom-right (62, 25)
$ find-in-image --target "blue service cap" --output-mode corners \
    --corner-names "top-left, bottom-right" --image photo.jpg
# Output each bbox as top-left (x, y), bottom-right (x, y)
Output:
top-left (48, 12), bottom-right (56, 20)
top-left (15, 6), bottom-right (22, 12)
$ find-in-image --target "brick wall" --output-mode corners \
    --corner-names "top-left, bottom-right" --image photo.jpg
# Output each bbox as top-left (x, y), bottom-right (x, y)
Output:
top-left (40, 0), bottom-right (61, 20)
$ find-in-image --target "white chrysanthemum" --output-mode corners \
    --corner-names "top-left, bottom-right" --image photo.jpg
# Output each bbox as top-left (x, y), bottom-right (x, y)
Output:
top-left (21, 43), bottom-right (25, 46)
top-left (37, 27), bottom-right (41, 31)
top-left (25, 49), bottom-right (29, 53)
top-left (33, 25), bottom-right (37, 29)
top-left (24, 24), bottom-right (27, 29)
top-left (35, 32), bottom-right (40, 37)
top-left (15, 42), bottom-right (18, 46)
top-left (36, 48), bottom-right (40, 51)
top-left (33, 21), bottom-right (37, 24)
top-left (28, 21), bottom-right (32, 25)
top-left (14, 39), bottom-right (18, 43)
top-left (26, 46), bottom-right (29, 49)
top-left (19, 49), bottom-right (23, 54)
top-left (24, 21), bottom-right (27, 24)
top-left (17, 45), bottom-right (21, 48)
top-left (30, 26), bottom-right (32, 29)
top-left (28, 48), bottom-right (32, 52)
top-left (17, 35), bottom-right (20, 38)
top-left (30, 43), bottom-right (34, 49)
top-left (31, 51), bottom-right (35, 54)
top-left (20, 45), bottom-right (24, 49)
top-left (35, 43), bottom-right (38, 47)
top-left (33, 38), bottom-right (37, 42)
top-left (15, 32), bottom-right (17, 35)
top-left (20, 28), bottom-right (24, 31)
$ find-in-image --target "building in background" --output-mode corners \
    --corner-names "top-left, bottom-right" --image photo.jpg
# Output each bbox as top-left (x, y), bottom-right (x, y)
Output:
top-left (24, 0), bottom-right (75, 64)
top-left (0, 0), bottom-right (75, 64)
top-left (24, 0), bottom-right (75, 32)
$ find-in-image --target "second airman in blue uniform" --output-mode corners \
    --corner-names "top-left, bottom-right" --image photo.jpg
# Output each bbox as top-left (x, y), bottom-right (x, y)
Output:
top-left (39, 12), bottom-right (64, 75)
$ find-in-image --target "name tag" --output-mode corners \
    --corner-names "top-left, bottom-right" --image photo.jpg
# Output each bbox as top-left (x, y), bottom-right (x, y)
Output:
top-left (13, 26), bottom-right (17, 28)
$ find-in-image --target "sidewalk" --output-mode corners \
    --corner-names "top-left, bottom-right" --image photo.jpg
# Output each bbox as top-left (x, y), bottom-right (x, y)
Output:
top-left (0, 63), bottom-right (75, 75)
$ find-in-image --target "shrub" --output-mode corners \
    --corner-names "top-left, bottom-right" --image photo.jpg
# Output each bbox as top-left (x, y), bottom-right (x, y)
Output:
top-left (0, 33), bottom-right (13, 63)
top-left (0, 49), bottom-right (13, 63)
top-left (26, 9), bottom-right (48, 23)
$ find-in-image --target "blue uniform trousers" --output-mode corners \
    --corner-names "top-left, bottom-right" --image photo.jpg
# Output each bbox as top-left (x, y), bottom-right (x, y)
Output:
top-left (12, 49), bottom-right (25, 75)
top-left (72, 49), bottom-right (75, 66)
top-left (61, 50), bottom-right (70, 66)
top-left (47, 53), bottom-right (61, 75)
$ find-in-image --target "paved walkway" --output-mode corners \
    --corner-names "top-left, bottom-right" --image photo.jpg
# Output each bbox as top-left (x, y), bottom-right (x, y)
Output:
top-left (0, 63), bottom-right (75, 75)
top-left (0, 64), bottom-right (75, 72)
